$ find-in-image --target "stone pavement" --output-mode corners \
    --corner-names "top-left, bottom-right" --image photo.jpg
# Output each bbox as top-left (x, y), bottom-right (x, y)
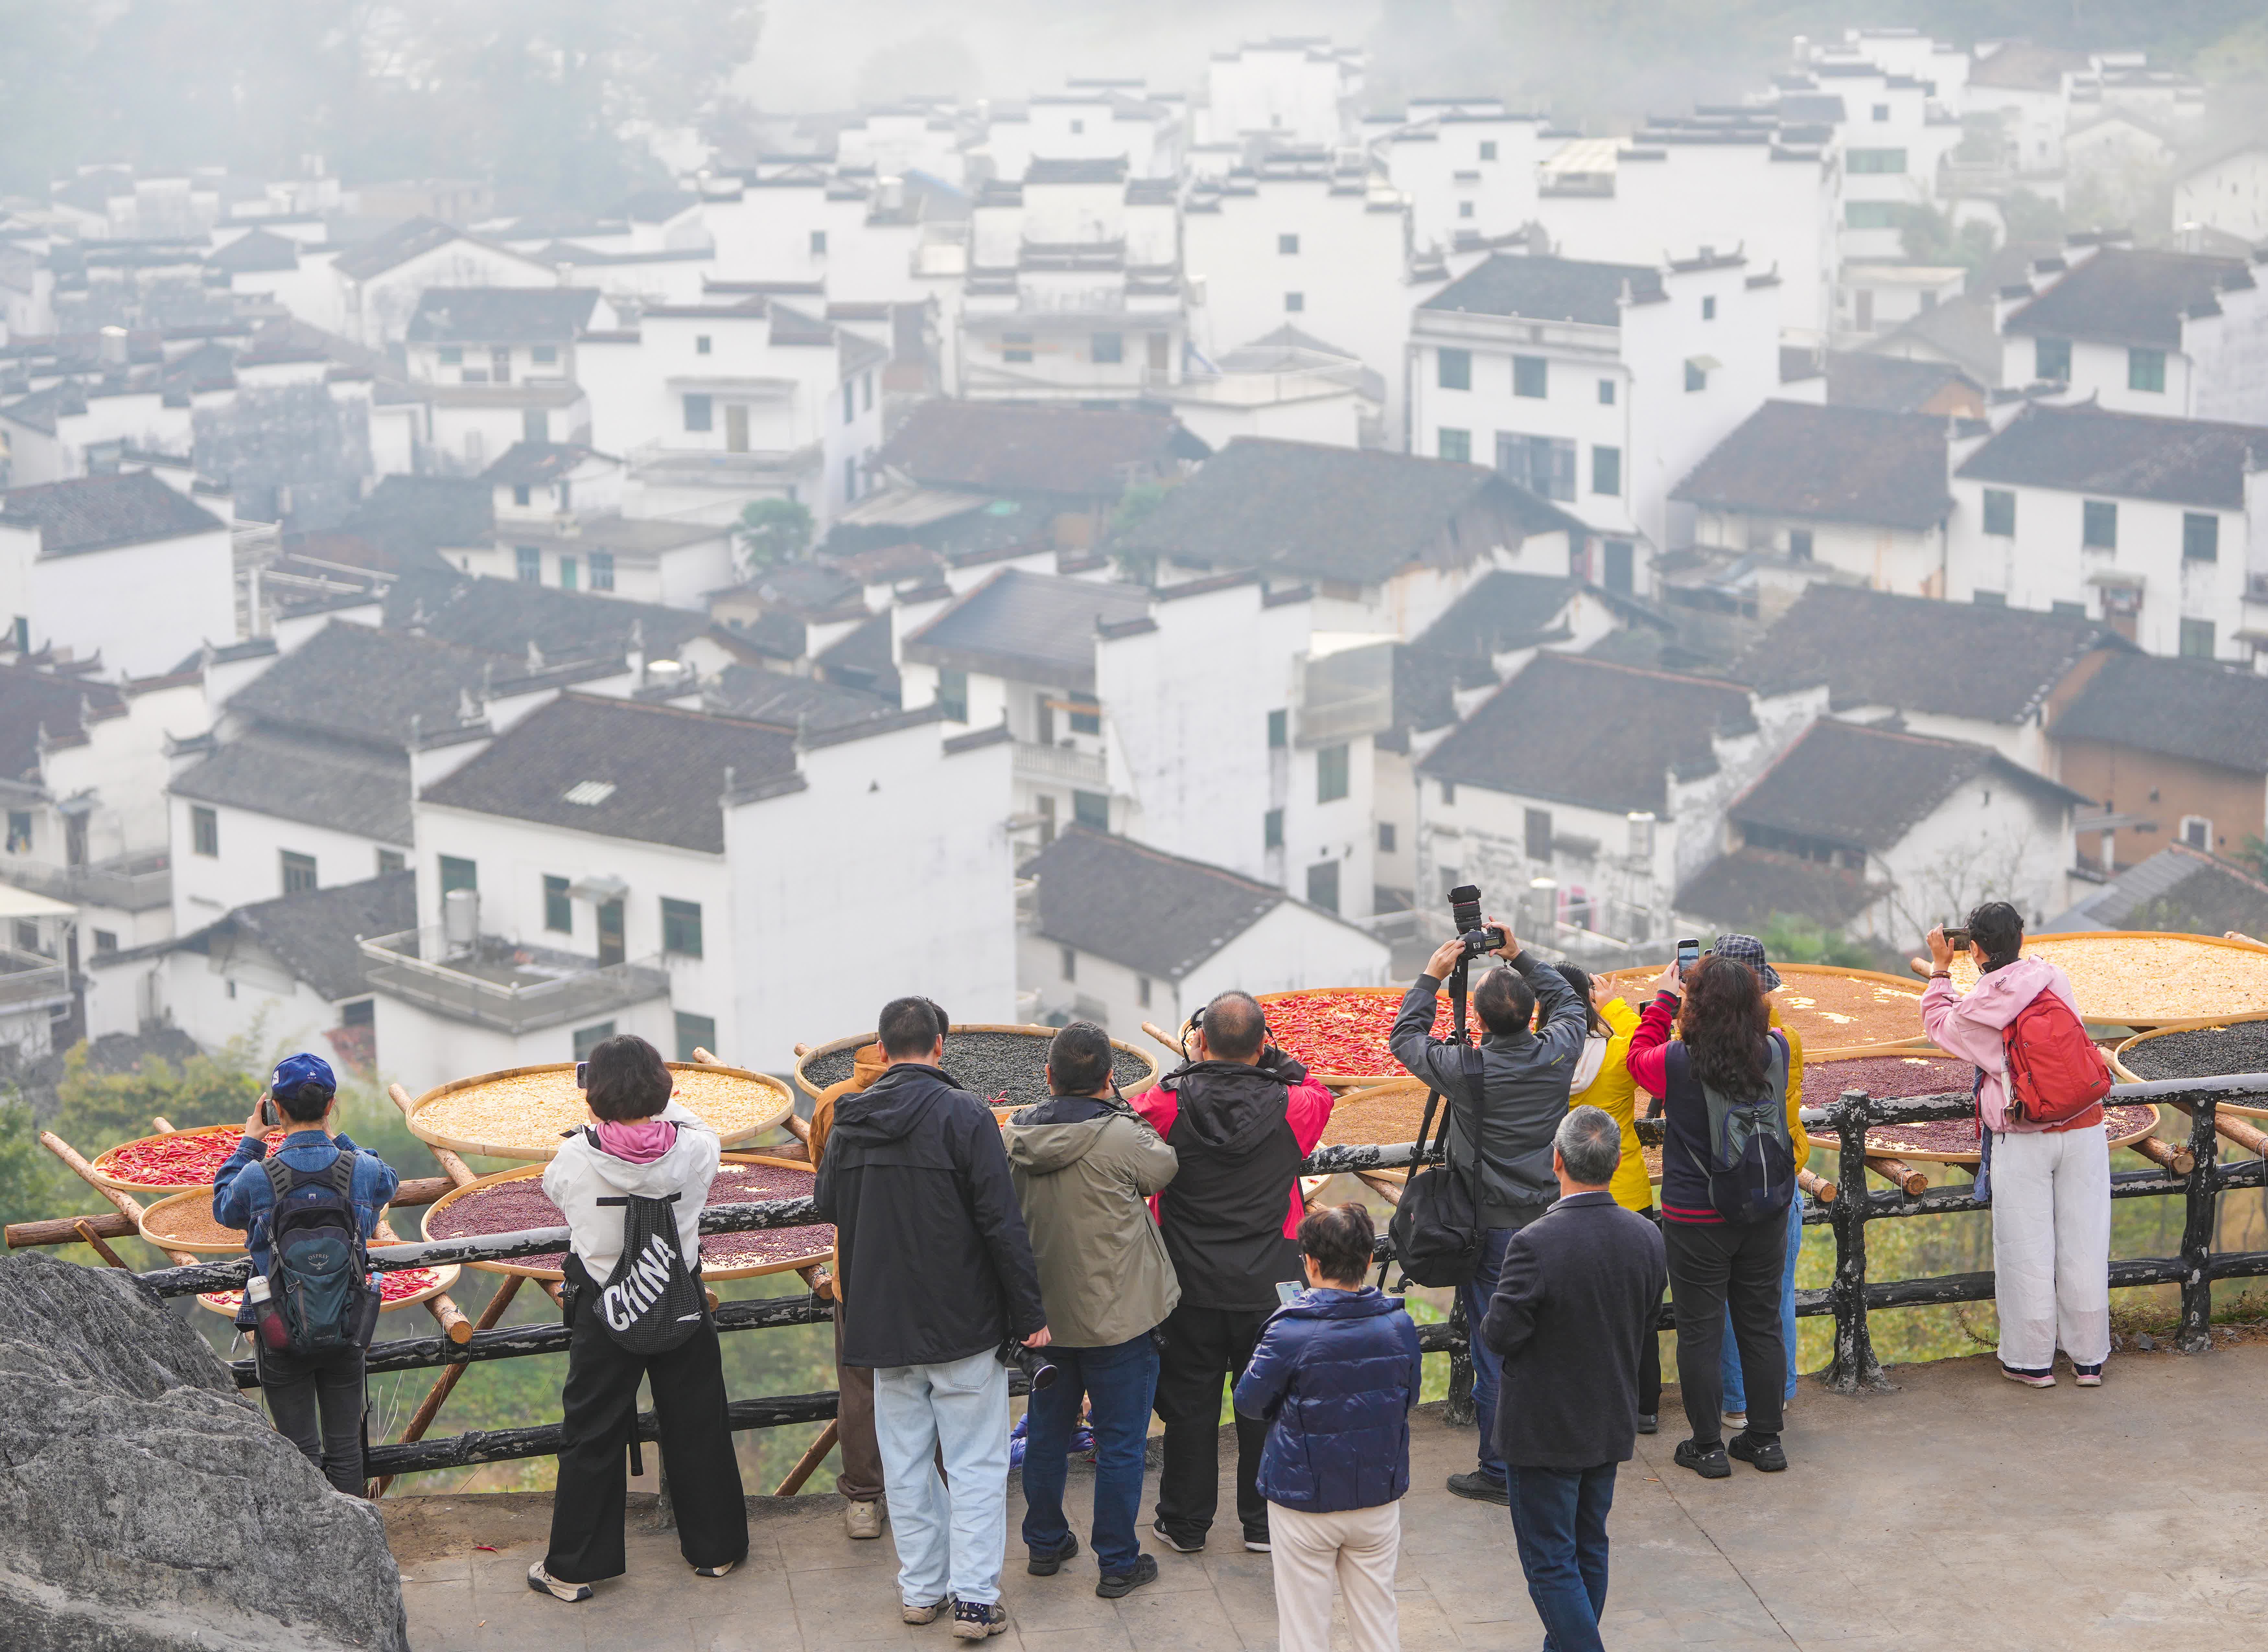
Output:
top-left (388, 1341), bottom-right (2268, 1650)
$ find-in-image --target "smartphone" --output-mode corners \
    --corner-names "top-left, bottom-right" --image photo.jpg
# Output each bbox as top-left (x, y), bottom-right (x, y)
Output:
top-left (1275, 1280), bottom-right (1302, 1306)
top-left (1943, 926), bottom-right (1972, 951)
top-left (574, 1061), bottom-right (588, 1089)
top-left (1675, 937), bottom-right (1700, 973)
top-left (258, 1093), bottom-right (279, 1128)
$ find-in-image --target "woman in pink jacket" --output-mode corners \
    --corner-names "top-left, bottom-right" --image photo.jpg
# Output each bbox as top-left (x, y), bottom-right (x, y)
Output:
top-left (1919, 902), bottom-right (2110, 1389)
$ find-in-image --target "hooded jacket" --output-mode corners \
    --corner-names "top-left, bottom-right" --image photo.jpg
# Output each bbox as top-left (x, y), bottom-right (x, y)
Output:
top-left (1131, 1052), bottom-right (1335, 1313)
top-left (1233, 1286), bottom-right (1422, 1513)
top-left (814, 1061), bottom-right (1047, 1368)
top-left (1922, 957), bottom-right (2082, 1134)
top-left (1002, 1095), bottom-right (1180, 1348)
top-left (543, 1099), bottom-right (720, 1283)
top-left (1570, 996), bottom-right (1652, 1213)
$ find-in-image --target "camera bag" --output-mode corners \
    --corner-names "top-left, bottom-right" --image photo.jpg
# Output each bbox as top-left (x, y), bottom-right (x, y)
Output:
top-left (1388, 1043), bottom-right (1488, 1287)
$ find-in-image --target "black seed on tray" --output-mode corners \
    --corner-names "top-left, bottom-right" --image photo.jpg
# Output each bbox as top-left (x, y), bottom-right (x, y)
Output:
top-left (800, 1031), bottom-right (1151, 1107)
top-left (2122, 1022), bottom-right (2268, 1082)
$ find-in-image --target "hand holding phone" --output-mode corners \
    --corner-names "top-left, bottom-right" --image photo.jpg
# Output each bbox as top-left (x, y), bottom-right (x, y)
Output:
top-left (1674, 937), bottom-right (1700, 973)
top-left (1275, 1280), bottom-right (1302, 1307)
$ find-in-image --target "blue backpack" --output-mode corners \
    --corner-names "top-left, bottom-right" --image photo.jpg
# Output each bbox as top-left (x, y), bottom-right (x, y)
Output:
top-left (260, 1153), bottom-right (381, 1353)
top-left (1677, 1034), bottom-right (1795, 1225)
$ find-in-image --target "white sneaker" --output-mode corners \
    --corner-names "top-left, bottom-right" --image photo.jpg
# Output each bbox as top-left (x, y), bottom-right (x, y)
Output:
top-left (1722, 1411), bottom-right (1748, 1430)
top-left (526, 1561), bottom-right (591, 1603)
top-left (845, 1499), bottom-right (884, 1540)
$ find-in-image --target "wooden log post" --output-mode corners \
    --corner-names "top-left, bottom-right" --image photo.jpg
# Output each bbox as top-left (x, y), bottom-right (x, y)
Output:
top-left (374, 1273), bottom-right (527, 1497)
top-left (1865, 1155), bottom-right (1929, 1197)
top-left (1796, 1167), bottom-right (1836, 1204)
top-left (372, 1215), bottom-right (471, 1344)
top-left (1354, 1170), bottom-right (1405, 1205)
top-left (772, 1420), bottom-right (840, 1497)
top-left (1822, 1091), bottom-right (1892, 1393)
top-left (73, 1218), bottom-right (132, 1270)
top-left (38, 1132), bottom-right (200, 1266)
top-left (2129, 1134), bottom-right (2196, 1179)
top-left (7, 1210), bottom-right (136, 1248)
top-left (2175, 1096), bottom-right (2224, 1354)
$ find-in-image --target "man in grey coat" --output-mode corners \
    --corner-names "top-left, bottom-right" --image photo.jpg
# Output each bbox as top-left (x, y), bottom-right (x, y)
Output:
top-left (1388, 923), bottom-right (1586, 1504)
top-left (1002, 1022), bottom-right (1180, 1599)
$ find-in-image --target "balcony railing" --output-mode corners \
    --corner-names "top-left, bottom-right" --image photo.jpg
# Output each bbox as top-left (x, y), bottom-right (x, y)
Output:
top-left (359, 928), bottom-right (670, 1035)
top-left (0, 948), bottom-right (70, 1012)
top-left (1, 852), bottom-right (170, 913)
top-left (1012, 740), bottom-right (1107, 788)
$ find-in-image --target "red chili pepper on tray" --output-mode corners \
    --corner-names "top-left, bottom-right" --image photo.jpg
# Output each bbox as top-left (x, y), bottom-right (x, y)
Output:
top-left (1260, 991), bottom-right (1453, 1076)
top-left (100, 1129), bottom-right (285, 1186)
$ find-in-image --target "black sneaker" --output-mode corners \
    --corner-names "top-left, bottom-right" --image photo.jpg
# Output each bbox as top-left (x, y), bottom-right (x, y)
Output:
top-left (1635, 1412), bottom-right (1658, 1435)
top-left (1026, 1534), bottom-right (1079, 1576)
top-left (1150, 1519), bottom-right (1204, 1554)
top-left (1727, 1432), bottom-right (1787, 1473)
top-left (1095, 1553), bottom-right (1159, 1599)
top-left (1242, 1524), bottom-right (1271, 1553)
top-left (1674, 1439), bottom-right (1731, 1480)
top-left (950, 1599), bottom-right (1009, 1640)
top-left (1445, 1470), bottom-right (1510, 1506)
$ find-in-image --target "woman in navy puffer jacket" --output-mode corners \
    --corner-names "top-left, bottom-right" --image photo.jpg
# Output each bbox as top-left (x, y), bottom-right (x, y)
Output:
top-left (1234, 1202), bottom-right (1422, 1652)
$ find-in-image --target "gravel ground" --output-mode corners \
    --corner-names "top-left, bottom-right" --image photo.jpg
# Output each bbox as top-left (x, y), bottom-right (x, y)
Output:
top-left (801, 1031), bottom-right (1152, 1106)
top-left (2122, 1021), bottom-right (2268, 1081)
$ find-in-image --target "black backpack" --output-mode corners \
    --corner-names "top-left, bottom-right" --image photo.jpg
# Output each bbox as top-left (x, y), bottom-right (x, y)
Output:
top-left (1388, 1044), bottom-right (1488, 1288)
top-left (1676, 1035), bottom-right (1795, 1225)
top-left (591, 1185), bottom-right (710, 1355)
top-left (261, 1153), bottom-right (380, 1354)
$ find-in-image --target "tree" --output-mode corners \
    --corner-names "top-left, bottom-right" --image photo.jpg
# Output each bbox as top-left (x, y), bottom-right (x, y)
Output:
top-left (1760, 912), bottom-right (1878, 971)
top-left (735, 498), bottom-right (814, 576)
top-left (1105, 482), bottom-right (1170, 585)
top-left (52, 1033), bottom-right (264, 1156)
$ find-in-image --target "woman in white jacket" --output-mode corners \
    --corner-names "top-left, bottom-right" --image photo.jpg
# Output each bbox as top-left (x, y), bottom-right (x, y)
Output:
top-left (527, 1035), bottom-right (748, 1601)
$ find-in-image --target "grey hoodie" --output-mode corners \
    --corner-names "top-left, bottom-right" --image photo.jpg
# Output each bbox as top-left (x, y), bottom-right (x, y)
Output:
top-left (1003, 1095), bottom-right (1180, 1349)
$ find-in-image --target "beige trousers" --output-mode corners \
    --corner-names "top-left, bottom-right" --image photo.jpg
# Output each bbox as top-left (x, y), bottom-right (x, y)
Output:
top-left (1267, 1499), bottom-right (1401, 1652)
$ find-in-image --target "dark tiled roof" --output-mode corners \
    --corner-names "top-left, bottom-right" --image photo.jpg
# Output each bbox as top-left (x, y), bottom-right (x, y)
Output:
top-left (1, 471), bottom-right (225, 555)
top-left (751, 563), bottom-right (862, 616)
top-left (612, 189), bottom-right (701, 223)
top-left (708, 665), bottom-right (899, 733)
top-left (330, 217), bottom-right (462, 282)
top-left (336, 475), bottom-right (493, 560)
top-left (1420, 252), bottom-right (1663, 326)
top-left (0, 381), bottom-right (87, 436)
top-left (1868, 294), bottom-right (2001, 385)
top-left (903, 570), bottom-right (1149, 689)
top-left (1956, 402), bottom-right (2257, 510)
top-left (1111, 438), bottom-right (1576, 587)
top-left (1022, 826), bottom-right (1289, 978)
top-left (1420, 653), bottom-right (1752, 814)
top-left (2050, 652), bottom-right (2268, 774)
top-left (478, 442), bottom-right (608, 486)
top-left (1671, 401), bottom-right (1952, 530)
top-left (880, 401), bottom-right (1209, 498)
top-left (2002, 249), bottom-right (2246, 347)
top-left (169, 729), bottom-right (411, 842)
top-left (382, 569), bottom-right (707, 666)
top-left (1970, 43), bottom-right (2086, 91)
top-left (0, 662), bottom-right (123, 780)
top-left (180, 872), bottom-right (417, 1002)
top-left (1823, 352), bottom-right (1982, 413)
top-left (204, 228), bottom-right (301, 274)
top-left (421, 694), bottom-right (796, 852)
top-left (1026, 157), bottom-right (1128, 185)
top-left (1675, 846), bottom-right (1880, 932)
top-left (1415, 571), bottom-right (1581, 657)
top-left (814, 610), bottom-right (901, 701)
top-left (1730, 719), bottom-right (2077, 853)
top-left (406, 287), bottom-right (602, 345)
top-left (227, 621), bottom-right (499, 746)
top-left (2063, 843), bottom-right (2268, 938)
top-left (1735, 584), bottom-right (2122, 726)
top-left (824, 541), bottom-right (942, 585)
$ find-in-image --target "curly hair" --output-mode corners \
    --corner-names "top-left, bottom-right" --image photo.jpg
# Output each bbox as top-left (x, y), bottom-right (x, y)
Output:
top-left (1678, 954), bottom-right (1771, 1097)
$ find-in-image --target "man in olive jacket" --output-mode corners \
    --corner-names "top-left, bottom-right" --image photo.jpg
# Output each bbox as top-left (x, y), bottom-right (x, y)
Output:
top-left (1002, 1022), bottom-right (1179, 1599)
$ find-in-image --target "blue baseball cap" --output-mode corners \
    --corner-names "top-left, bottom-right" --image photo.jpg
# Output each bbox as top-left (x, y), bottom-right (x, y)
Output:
top-left (272, 1053), bottom-right (337, 1102)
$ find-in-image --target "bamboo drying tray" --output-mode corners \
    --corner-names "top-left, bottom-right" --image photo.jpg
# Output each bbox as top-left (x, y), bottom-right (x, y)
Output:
top-left (87, 1123), bottom-right (283, 1195)
top-left (2113, 1012), bottom-right (2268, 1117)
top-left (1597, 962), bottom-right (1934, 1060)
top-left (138, 1189), bottom-right (256, 1254)
top-left (1941, 931), bottom-right (2268, 1031)
top-left (1167, 988), bottom-right (1447, 1090)
top-left (791, 1023), bottom-right (1160, 1111)
top-left (405, 1062), bottom-right (793, 1161)
top-left (194, 1263), bottom-right (462, 1319)
top-left (1840, 1102), bottom-right (2162, 1165)
top-left (419, 1153), bottom-right (832, 1282)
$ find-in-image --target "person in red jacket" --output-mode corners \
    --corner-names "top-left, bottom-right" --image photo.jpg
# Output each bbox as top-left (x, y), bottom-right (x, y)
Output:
top-left (1132, 990), bottom-right (1334, 1555)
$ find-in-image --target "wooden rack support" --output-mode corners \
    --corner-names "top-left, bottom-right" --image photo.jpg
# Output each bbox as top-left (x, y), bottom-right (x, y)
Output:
top-left (389, 1083), bottom-right (566, 1310)
top-left (373, 1272), bottom-right (528, 1497)
top-left (772, 1420), bottom-right (840, 1498)
top-left (39, 1132), bottom-right (198, 1267)
top-left (73, 1218), bottom-right (132, 1270)
top-left (2166, 1099), bottom-right (2268, 1160)
top-left (2129, 1134), bottom-right (2196, 1178)
top-left (1866, 1154), bottom-right (1928, 1196)
top-left (1796, 1167), bottom-right (1836, 1204)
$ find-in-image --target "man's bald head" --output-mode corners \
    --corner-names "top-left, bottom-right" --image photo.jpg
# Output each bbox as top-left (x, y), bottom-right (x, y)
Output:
top-left (1199, 991), bottom-right (1267, 1062)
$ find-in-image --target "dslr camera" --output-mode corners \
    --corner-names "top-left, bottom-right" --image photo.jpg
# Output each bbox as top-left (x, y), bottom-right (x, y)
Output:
top-left (1447, 884), bottom-right (1509, 962)
top-left (999, 1337), bottom-right (1058, 1392)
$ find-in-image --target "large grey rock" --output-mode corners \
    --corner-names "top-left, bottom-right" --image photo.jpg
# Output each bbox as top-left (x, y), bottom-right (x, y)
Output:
top-left (0, 1252), bottom-right (409, 1651)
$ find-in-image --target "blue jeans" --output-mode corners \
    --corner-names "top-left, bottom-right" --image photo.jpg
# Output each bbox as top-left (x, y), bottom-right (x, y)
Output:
top-left (1020, 1332), bottom-right (1159, 1576)
top-left (1456, 1224), bottom-right (1519, 1484)
top-left (874, 1350), bottom-right (1011, 1608)
top-left (1721, 1188), bottom-right (1803, 1412)
top-left (1507, 1462), bottom-right (1616, 1652)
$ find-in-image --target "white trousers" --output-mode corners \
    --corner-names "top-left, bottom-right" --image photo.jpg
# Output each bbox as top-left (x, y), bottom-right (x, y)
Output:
top-left (1267, 1500), bottom-right (1400, 1652)
top-left (874, 1351), bottom-right (1010, 1608)
top-left (1990, 1123), bottom-right (2111, 1372)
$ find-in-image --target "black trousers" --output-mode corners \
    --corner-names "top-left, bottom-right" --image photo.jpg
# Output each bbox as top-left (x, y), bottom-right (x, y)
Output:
top-left (1152, 1301), bottom-right (1269, 1542)
top-left (545, 1285), bottom-right (748, 1583)
top-left (1637, 1208), bottom-right (1662, 1418)
top-left (256, 1341), bottom-right (366, 1495)
top-left (1664, 1214), bottom-right (1788, 1447)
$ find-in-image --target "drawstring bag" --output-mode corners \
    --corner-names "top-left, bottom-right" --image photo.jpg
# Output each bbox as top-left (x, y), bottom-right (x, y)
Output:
top-left (591, 1183), bottom-right (709, 1355)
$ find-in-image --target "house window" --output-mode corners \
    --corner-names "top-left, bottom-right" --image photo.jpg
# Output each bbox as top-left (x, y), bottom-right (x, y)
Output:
top-left (1525, 808), bottom-right (1553, 861)
top-left (809, 229), bottom-right (827, 255)
top-left (1496, 434), bottom-right (1576, 502)
top-left (683, 393), bottom-right (713, 432)
top-left (1684, 359), bottom-right (1708, 392)
top-left (1441, 781), bottom-right (1457, 804)
top-left (1060, 945), bottom-right (1077, 981)
top-left (516, 545), bottom-right (541, 582)
top-left (1844, 202), bottom-right (1899, 228)
top-left (1306, 860), bottom-right (1340, 914)
top-left (439, 855), bottom-right (477, 895)
top-left (1437, 347), bottom-right (1471, 390)
top-left (1267, 709), bottom-right (1288, 749)
top-left (513, 483), bottom-right (532, 507)
top-left (675, 1012), bottom-right (717, 1063)
top-left (1279, 233), bottom-right (1300, 254)
top-left (490, 347), bottom-right (512, 383)
top-left (1788, 529), bottom-right (1814, 561)
top-left (1285, 292), bottom-right (1305, 312)
top-left (1847, 148), bottom-right (1907, 173)
top-left (2128, 347), bottom-right (2166, 393)
top-left (377, 848), bottom-right (405, 875)
top-left (439, 346), bottom-right (462, 366)
top-left (4, 812), bottom-right (28, 853)
top-left (191, 806), bottom-right (218, 857)
top-left (1317, 743), bottom-right (1350, 803)
top-left (1378, 821), bottom-right (1396, 852)
top-left (2082, 500), bottom-right (2117, 549)
top-left (2183, 512), bottom-right (2219, 562)
top-left (1458, 201), bottom-right (1474, 218)
top-left (1438, 427), bottom-right (1471, 463)
top-left (531, 344), bottom-right (558, 366)
top-left (696, 334), bottom-right (711, 354)
top-left (573, 1021), bottom-right (615, 1061)
top-left (1597, 378), bottom-right (1615, 405)
top-left (1871, 102), bottom-right (1889, 121)
top-left (936, 668), bottom-right (968, 722)
top-left (1603, 539), bottom-right (1633, 594)
top-left (1513, 355), bottom-right (1547, 398)
top-left (1092, 332), bottom-right (1122, 364)
top-left (1982, 488), bottom-right (2016, 536)
top-left (1591, 445), bottom-right (1621, 496)
top-left (590, 551), bottom-right (615, 590)
top-left (14, 919), bottom-right (37, 954)
top-left (1003, 332), bottom-right (1033, 363)
top-left (1036, 794), bottom-right (1056, 846)
top-left (1701, 295), bottom-right (1716, 320)
top-left (843, 382), bottom-right (855, 424)
top-left (1067, 692), bottom-right (1100, 736)
top-left (559, 556), bottom-right (578, 591)
top-left (2181, 618), bottom-right (2216, 658)
top-left (2180, 816), bottom-right (2214, 850)
top-left (2052, 600), bottom-right (2086, 617)
top-left (1264, 808), bottom-right (1284, 850)
top-left (1973, 589), bottom-right (2007, 606)
top-left (844, 457), bottom-right (858, 501)
top-left (1479, 140), bottom-right (1498, 161)
top-left (1137, 976), bottom-right (1151, 1008)
top-left (1036, 692), bottom-right (1055, 746)
top-left (544, 875), bottom-right (573, 933)
top-left (662, 897), bottom-right (704, 958)
top-left (280, 851), bottom-right (317, 895)
top-left (93, 929), bottom-right (117, 955)
top-left (2035, 337), bottom-right (2071, 381)
top-left (1148, 332), bottom-right (1170, 371)
top-left (1073, 789), bottom-right (1109, 830)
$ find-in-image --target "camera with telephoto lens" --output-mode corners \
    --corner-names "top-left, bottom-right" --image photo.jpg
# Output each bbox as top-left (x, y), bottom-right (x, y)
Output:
top-left (1447, 884), bottom-right (1508, 960)
top-left (999, 1338), bottom-right (1058, 1391)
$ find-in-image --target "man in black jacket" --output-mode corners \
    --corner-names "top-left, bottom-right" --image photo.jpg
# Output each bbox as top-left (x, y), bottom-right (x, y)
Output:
top-left (1130, 990), bottom-right (1335, 1556)
top-left (1482, 1105), bottom-right (1667, 1652)
top-left (1388, 924), bottom-right (1586, 1504)
top-left (815, 997), bottom-right (1048, 1641)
